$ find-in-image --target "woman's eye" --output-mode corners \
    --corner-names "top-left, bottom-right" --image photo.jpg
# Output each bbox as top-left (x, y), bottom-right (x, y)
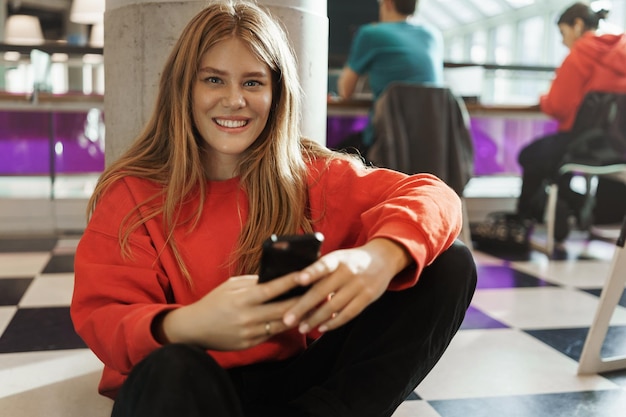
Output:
top-left (204, 77), bottom-right (221, 84)
top-left (244, 80), bottom-right (261, 87)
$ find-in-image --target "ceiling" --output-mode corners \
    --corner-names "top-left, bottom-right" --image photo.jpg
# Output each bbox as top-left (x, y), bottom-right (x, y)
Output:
top-left (3, 0), bottom-right (611, 43)
top-left (418, 0), bottom-right (586, 36)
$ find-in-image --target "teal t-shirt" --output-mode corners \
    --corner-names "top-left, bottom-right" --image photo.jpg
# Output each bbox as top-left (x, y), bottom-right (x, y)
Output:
top-left (347, 20), bottom-right (444, 145)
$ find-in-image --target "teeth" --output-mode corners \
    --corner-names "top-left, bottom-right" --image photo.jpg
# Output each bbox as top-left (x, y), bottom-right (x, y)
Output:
top-left (215, 119), bottom-right (247, 128)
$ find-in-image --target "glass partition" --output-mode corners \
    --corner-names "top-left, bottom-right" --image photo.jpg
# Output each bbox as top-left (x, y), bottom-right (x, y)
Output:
top-left (0, 107), bottom-right (104, 199)
top-left (0, 43), bottom-right (105, 202)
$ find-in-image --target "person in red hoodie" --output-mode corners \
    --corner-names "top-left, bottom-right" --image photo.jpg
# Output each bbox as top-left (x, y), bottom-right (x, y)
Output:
top-left (516, 2), bottom-right (626, 243)
top-left (70, 2), bottom-right (476, 416)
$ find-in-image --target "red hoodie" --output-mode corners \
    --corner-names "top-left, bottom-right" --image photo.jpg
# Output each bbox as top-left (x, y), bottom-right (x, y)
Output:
top-left (70, 158), bottom-right (461, 399)
top-left (540, 32), bottom-right (626, 131)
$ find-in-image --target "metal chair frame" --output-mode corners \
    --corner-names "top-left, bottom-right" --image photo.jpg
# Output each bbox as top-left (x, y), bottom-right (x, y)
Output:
top-left (533, 164), bottom-right (626, 255)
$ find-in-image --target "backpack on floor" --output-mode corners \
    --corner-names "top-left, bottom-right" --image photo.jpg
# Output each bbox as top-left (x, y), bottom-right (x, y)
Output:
top-left (470, 211), bottom-right (534, 251)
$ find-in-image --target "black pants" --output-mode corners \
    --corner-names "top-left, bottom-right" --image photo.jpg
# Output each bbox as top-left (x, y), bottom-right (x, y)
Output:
top-left (517, 132), bottom-right (584, 221)
top-left (111, 241), bottom-right (477, 417)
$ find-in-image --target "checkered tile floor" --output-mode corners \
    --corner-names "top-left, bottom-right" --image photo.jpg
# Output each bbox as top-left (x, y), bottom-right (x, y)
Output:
top-left (1, 233), bottom-right (626, 417)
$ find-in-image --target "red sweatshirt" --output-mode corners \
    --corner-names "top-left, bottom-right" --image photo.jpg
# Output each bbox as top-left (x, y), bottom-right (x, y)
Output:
top-left (71, 158), bottom-right (461, 398)
top-left (540, 32), bottom-right (626, 131)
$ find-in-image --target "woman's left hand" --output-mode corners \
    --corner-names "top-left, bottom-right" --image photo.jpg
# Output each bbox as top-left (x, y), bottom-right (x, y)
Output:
top-left (282, 238), bottom-right (412, 334)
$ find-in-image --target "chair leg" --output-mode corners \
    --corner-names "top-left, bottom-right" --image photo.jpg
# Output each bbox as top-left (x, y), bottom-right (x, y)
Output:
top-left (578, 174), bottom-right (597, 230)
top-left (531, 183), bottom-right (557, 256)
top-left (577, 220), bottom-right (626, 374)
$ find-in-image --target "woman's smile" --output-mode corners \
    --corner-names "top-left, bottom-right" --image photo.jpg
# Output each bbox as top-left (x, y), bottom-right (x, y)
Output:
top-left (214, 117), bottom-right (250, 129)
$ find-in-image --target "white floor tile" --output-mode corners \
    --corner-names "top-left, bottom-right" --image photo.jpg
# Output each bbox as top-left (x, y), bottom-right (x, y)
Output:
top-left (512, 260), bottom-right (616, 289)
top-left (0, 349), bottom-right (104, 398)
top-left (19, 274), bottom-right (75, 307)
top-left (0, 371), bottom-right (112, 417)
top-left (0, 306), bottom-right (17, 336)
top-left (415, 329), bottom-right (618, 401)
top-left (0, 253), bottom-right (51, 278)
top-left (471, 287), bottom-right (626, 329)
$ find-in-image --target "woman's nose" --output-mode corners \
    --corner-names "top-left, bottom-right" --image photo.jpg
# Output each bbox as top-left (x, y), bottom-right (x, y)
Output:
top-left (222, 87), bottom-right (245, 109)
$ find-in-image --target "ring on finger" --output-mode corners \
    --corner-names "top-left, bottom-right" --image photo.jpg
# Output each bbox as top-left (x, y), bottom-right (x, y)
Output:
top-left (265, 321), bottom-right (271, 336)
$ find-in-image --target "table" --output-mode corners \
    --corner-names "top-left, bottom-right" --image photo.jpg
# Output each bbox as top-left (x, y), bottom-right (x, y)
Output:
top-left (327, 99), bottom-right (559, 175)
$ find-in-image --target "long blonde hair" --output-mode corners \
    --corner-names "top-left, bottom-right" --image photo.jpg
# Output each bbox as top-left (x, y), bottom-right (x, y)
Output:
top-left (87, 0), bottom-right (339, 280)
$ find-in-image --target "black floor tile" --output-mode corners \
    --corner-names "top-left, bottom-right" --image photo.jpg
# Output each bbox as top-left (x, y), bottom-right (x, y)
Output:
top-left (583, 288), bottom-right (626, 308)
top-left (0, 307), bottom-right (86, 353)
top-left (0, 237), bottom-right (58, 253)
top-left (526, 326), bottom-right (626, 362)
top-left (0, 278), bottom-right (33, 306)
top-left (429, 390), bottom-right (626, 417)
top-left (471, 244), bottom-right (533, 262)
top-left (405, 391), bottom-right (421, 401)
top-left (41, 254), bottom-right (75, 274)
top-left (600, 369), bottom-right (626, 388)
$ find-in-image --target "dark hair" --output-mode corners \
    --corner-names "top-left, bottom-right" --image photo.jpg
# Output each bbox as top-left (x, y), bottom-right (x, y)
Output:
top-left (392, 0), bottom-right (417, 16)
top-left (557, 2), bottom-right (609, 31)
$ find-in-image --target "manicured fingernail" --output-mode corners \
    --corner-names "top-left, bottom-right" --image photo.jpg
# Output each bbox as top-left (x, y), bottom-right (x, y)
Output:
top-left (318, 325), bottom-right (327, 333)
top-left (284, 314), bottom-right (296, 326)
top-left (298, 272), bottom-right (310, 284)
top-left (298, 323), bottom-right (309, 334)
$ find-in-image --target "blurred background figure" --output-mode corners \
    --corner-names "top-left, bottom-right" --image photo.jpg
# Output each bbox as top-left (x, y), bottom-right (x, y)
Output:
top-left (516, 1), bottom-right (626, 243)
top-left (335, 0), bottom-right (444, 159)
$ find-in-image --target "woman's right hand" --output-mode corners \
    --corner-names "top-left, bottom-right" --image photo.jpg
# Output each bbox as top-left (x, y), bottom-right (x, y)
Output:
top-left (154, 273), bottom-right (303, 351)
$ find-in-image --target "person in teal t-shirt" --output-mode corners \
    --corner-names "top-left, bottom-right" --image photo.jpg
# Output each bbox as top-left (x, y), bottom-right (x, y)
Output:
top-left (336, 0), bottom-right (444, 158)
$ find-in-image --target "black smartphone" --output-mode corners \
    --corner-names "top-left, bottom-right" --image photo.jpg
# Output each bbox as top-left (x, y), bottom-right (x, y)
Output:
top-left (258, 232), bottom-right (324, 301)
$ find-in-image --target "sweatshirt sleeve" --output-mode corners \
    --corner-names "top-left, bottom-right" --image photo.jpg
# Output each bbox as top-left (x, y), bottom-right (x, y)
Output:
top-left (310, 159), bottom-right (462, 289)
top-left (70, 180), bottom-right (177, 376)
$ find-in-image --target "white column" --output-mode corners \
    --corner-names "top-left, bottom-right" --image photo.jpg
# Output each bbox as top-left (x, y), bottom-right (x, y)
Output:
top-left (104, 0), bottom-right (202, 164)
top-left (0, 0), bottom-right (6, 90)
top-left (260, 0), bottom-right (328, 146)
top-left (104, 0), bottom-right (328, 166)
top-left (0, 0), bottom-right (6, 42)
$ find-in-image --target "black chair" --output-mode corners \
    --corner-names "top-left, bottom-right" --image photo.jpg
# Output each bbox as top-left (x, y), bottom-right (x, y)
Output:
top-left (368, 83), bottom-right (475, 248)
top-left (533, 92), bottom-right (626, 255)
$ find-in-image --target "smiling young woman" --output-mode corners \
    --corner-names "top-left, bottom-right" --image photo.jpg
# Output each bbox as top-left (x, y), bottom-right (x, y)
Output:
top-left (70, 2), bottom-right (476, 416)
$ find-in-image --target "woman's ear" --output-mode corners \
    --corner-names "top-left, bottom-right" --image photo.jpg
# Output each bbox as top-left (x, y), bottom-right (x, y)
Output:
top-left (573, 17), bottom-right (586, 37)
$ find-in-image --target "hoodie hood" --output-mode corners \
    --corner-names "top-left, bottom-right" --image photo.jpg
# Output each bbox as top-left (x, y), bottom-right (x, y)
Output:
top-left (572, 32), bottom-right (626, 78)
top-left (540, 31), bottom-right (626, 132)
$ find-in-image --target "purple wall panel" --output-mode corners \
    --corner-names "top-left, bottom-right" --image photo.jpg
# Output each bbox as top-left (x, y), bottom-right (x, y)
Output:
top-left (326, 114), bottom-right (559, 175)
top-left (0, 110), bottom-right (105, 175)
top-left (326, 115), bottom-right (369, 149)
top-left (2, 110), bottom-right (556, 176)
top-left (470, 116), bottom-right (558, 175)
top-left (0, 111), bottom-right (51, 175)
top-left (53, 111), bottom-right (105, 173)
